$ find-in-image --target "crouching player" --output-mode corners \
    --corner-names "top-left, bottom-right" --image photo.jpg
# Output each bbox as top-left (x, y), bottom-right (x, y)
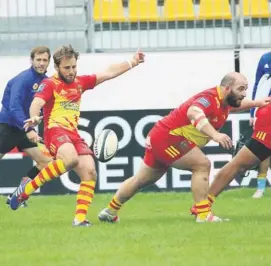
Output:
top-left (98, 72), bottom-right (270, 223)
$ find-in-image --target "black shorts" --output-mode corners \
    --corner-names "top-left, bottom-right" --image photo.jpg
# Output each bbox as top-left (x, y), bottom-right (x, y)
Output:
top-left (0, 123), bottom-right (37, 154)
top-left (245, 137), bottom-right (271, 162)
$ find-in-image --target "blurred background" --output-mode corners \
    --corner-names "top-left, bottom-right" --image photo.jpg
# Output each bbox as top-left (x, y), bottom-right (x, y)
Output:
top-left (0, 0), bottom-right (271, 54)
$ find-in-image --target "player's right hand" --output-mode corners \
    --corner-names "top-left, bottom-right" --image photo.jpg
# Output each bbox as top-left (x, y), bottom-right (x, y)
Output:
top-left (26, 130), bottom-right (42, 143)
top-left (212, 132), bottom-right (233, 150)
top-left (132, 48), bottom-right (145, 65)
top-left (24, 116), bottom-right (43, 131)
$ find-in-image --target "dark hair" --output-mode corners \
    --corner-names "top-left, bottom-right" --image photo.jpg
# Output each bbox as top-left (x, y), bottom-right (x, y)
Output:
top-left (53, 45), bottom-right (79, 66)
top-left (30, 46), bottom-right (51, 60)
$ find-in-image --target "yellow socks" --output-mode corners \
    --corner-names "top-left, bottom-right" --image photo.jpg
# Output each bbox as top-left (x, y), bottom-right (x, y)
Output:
top-left (107, 196), bottom-right (122, 215)
top-left (25, 159), bottom-right (67, 196)
top-left (75, 181), bottom-right (96, 222)
top-left (195, 199), bottom-right (211, 220)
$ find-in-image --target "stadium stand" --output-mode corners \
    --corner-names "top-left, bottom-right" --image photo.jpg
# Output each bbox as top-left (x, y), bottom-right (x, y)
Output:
top-left (1, 0), bottom-right (271, 54)
top-left (128, 0), bottom-right (160, 22)
top-left (243, 0), bottom-right (270, 18)
top-left (162, 0), bottom-right (196, 21)
top-left (198, 0), bottom-right (232, 20)
top-left (93, 0), bottom-right (126, 22)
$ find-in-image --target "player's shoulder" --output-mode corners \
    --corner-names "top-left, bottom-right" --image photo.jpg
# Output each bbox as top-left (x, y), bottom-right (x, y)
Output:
top-left (191, 87), bottom-right (217, 106)
top-left (198, 87), bottom-right (217, 98)
top-left (260, 52), bottom-right (271, 61)
top-left (75, 74), bottom-right (95, 81)
top-left (36, 77), bottom-right (58, 93)
top-left (10, 67), bottom-right (32, 83)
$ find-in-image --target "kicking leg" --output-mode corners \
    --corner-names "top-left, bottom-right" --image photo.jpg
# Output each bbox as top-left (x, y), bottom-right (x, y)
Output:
top-left (10, 142), bottom-right (78, 210)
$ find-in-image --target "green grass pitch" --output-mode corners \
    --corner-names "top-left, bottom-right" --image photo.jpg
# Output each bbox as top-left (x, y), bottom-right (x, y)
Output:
top-left (0, 189), bottom-right (270, 266)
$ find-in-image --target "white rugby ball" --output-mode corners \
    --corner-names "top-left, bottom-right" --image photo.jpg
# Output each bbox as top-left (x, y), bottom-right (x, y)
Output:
top-left (93, 129), bottom-right (118, 162)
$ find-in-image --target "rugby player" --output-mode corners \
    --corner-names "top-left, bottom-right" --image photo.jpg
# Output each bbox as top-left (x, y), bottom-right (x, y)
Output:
top-left (10, 45), bottom-right (145, 227)
top-left (97, 72), bottom-right (270, 223)
top-left (250, 52), bottom-right (271, 198)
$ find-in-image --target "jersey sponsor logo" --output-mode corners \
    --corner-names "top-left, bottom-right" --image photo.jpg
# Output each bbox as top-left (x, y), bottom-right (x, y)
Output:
top-left (197, 97), bottom-right (210, 107)
top-left (60, 101), bottom-right (80, 111)
top-left (32, 83), bottom-right (39, 90)
top-left (37, 83), bottom-right (46, 92)
top-left (264, 63), bottom-right (269, 69)
top-left (60, 89), bottom-right (67, 96)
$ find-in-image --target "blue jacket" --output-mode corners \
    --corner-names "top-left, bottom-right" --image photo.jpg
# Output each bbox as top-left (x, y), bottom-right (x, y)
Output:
top-left (0, 66), bottom-right (47, 130)
top-left (250, 52), bottom-right (271, 117)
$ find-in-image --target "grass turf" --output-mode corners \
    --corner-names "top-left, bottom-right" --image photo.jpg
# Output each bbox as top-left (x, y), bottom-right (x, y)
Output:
top-left (0, 188), bottom-right (270, 266)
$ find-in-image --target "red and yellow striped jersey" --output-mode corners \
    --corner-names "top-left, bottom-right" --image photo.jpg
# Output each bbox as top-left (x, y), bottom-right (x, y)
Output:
top-left (35, 74), bottom-right (96, 131)
top-left (158, 86), bottom-right (231, 147)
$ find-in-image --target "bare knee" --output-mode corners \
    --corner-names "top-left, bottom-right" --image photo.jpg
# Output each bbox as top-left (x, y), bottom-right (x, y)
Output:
top-left (56, 153), bottom-right (79, 169)
top-left (86, 168), bottom-right (97, 182)
top-left (56, 143), bottom-right (80, 170)
top-left (193, 157), bottom-right (211, 173)
top-left (64, 156), bottom-right (79, 169)
top-left (237, 164), bottom-right (251, 175)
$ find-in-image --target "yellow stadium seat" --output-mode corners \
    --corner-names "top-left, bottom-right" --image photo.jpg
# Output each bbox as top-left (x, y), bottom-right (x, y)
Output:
top-left (93, 0), bottom-right (126, 22)
top-left (243, 0), bottom-right (270, 18)
top-left (198, 0), bottom-right (232, 20)
top-left (129, 0), bottom-right (159, 22)
top-left (163, 0), bottom-right (196, 21)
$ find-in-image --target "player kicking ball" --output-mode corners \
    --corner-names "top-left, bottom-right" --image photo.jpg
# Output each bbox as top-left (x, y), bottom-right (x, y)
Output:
top-left (9, 45), bottom-right (145, 227)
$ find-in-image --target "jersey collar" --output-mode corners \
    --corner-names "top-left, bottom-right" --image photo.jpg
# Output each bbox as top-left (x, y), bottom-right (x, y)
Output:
top-left (216, 86), bottom-right (223, 100)
top-left (30, 66), bottom-right (47, 77)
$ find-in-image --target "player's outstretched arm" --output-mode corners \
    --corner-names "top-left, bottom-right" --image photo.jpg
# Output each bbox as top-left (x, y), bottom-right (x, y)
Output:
top-left (187, 105), bottom-right (232, 149)
top-left (231, 97), bottom-right (271, 113)
top-left (95, 49), bottom-right (145, 86)
top-left (24, 97), bottom-right (45, 131)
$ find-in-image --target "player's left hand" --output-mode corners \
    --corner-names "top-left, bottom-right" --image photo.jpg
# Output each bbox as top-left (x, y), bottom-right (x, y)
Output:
top-left (24, 116), bottom-right (43, 131)
top-left (255, 97), bottom-right (271, 107)
top-left (132, 48), bottom-right (145, 65)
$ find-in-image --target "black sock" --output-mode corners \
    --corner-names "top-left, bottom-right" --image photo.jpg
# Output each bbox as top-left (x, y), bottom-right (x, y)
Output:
top-left (26, 166), bottom-right (40, 180)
